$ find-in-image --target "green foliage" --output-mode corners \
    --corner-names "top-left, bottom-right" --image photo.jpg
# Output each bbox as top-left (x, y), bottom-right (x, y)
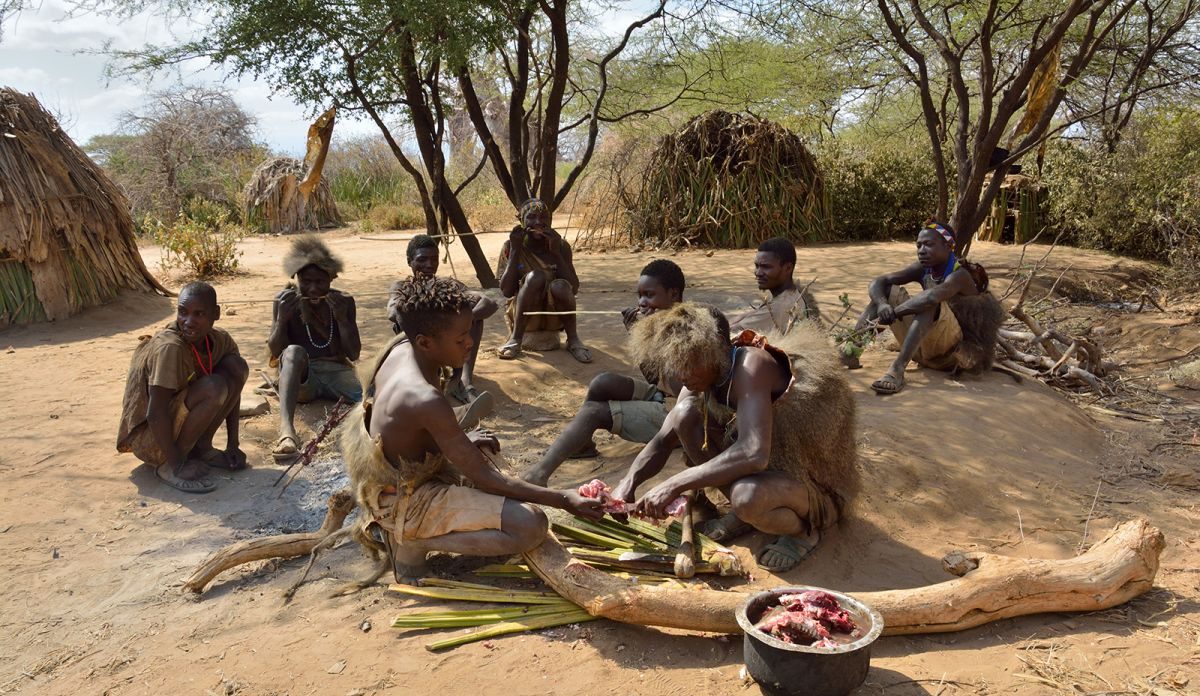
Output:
top-left (1045, 107), bottom-right (1200, 281)
top-left (323, 135), bottom-right (416, 220)
top-left (816, 138), bottom-right (939, 242)
top-left (152, 198), bottom-right (246, 278)
top-left (365, 203), bottom-right (427, 231)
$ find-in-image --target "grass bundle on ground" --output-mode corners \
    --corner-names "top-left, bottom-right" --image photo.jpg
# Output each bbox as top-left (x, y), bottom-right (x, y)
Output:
top-left (0, 89), bottom-right (169, 327)
top-left (628, 110), bottom-right (833, 249)
top-left (243, 157), bottom-right (341, 234)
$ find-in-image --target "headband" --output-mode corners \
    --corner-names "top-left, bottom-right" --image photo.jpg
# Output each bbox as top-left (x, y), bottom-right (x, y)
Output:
top-left (924, 221), bottom-right (956, 250)
top-left (519, 198), bottom-right (549, 220)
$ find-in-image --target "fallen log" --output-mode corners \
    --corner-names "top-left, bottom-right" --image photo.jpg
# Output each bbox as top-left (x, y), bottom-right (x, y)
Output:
top-left (183, 489), bottom-right (356, 594)
top-left (524, 519), bottom-right (1163, 636)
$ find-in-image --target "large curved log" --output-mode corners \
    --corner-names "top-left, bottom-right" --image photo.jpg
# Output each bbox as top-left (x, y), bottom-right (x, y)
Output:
top-left (524, 519), bottom-right (1163, 636)
top-left (183, 490), bottom-right (356, 594)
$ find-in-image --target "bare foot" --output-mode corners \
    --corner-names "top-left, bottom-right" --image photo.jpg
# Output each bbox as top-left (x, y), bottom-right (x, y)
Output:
top-left (521, 467), bottom-right (551, 488)
top-left (391, 543), bottom-right (430, 584)
top-left (566, 340), bottom-right (592, 363)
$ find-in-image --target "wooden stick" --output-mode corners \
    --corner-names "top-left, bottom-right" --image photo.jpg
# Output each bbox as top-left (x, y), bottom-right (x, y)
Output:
top-left (522, 310), bottom-right (622, 316)
top-left (182, 490), bottom-right (356, 594)
top-left (524, 519), bottom-right (1163, 636)
top-left (673, 494), bottom-right (695, 579)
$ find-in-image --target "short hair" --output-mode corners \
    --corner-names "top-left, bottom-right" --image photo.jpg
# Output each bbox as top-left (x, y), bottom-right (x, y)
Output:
top-left (757, 237), bottom-right (796, 266)
top-left (628, 303), bottom-right (731, 386)
top-left (179, 281), bottom-right (217, 310)
top-left (639, 259), bottom-right (686, 295)
top-left (406, 234), bottom-right (438, 263)
top-left (387, 276), bottom-right (474, 339)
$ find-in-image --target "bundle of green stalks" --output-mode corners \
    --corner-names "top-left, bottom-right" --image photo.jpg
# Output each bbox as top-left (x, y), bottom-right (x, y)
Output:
top-left (390, 578), bottom-right (595, 651)
top-left (553, 516), bottom-right (743, 577)
top-left (630, 110), bottom-right (833, 249)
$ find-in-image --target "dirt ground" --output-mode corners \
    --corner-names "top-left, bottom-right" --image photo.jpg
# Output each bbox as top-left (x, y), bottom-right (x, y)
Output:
top-left (1, 224), bottom-right (1197, 696)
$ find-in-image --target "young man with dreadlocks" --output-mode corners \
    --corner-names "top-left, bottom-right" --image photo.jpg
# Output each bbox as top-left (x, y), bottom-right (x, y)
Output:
top-left (730, 237), bottom-right (820, 334)
top-left (848, 221), bottom-right (1004, 395)
top-left (495, 198), bottom-right (592, 363)
top-left (611, 303), bottom-right (859, 572)
top-left (403, 234), bottom-right (498, 404)
top-left (522, 259), bottom-right (686, 487)
top-left (117, 282), bottom-right (250, 493)
top-left (268, 235), bottom-right (362, 460)
top-left (342, 276), bottom-right (604, 581)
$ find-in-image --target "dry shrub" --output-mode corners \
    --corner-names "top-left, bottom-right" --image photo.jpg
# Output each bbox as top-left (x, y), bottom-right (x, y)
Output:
top-left (153, 198), bottom-right (245, 278)
top-left (366, 203), bottom-right (426, 231)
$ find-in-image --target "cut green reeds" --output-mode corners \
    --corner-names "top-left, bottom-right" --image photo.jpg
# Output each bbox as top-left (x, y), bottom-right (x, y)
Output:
top-left (425, 609), bottom-right (596, 651)
top-left (388, 582), bottom-right (567, 605)
top-left (474, 564), bottom-right (536, 578)
top-left (393, 602), bottom-right (578, 629)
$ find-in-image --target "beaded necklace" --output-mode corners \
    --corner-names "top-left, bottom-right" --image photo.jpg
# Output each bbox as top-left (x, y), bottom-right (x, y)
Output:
top-left (304, 302), bottom-right (335, 350)
top-left (190, 335), bottom-right (213, 376)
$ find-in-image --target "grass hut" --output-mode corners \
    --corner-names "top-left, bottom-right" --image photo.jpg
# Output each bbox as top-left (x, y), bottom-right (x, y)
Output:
top-left (243, 157), bottom-right (341, 234)
top-left (976, 173), bottom-right (1046, 245)
top-left (630, 110), bottom-right (833, 248)
top-left (0, 88), bottom-right (169, 329)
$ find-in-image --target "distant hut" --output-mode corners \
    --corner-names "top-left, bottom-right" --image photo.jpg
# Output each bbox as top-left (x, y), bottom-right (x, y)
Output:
top-left (242, 157), bottom-right (341, 234)
top-left (630, 110), bottom-right (833, 249)
top-left (0, 88), bottom-right (169, 329)
top-left (976, 173), bottom-right (1046, 245)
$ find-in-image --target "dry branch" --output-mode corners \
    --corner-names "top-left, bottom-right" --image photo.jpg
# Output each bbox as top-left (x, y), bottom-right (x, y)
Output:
top-left (524, 519), bottom-right (1162, 636)
top-left (183, 489), bottom-right (356, 594)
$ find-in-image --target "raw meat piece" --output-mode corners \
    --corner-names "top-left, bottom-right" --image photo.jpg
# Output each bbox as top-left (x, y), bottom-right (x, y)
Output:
top-left (576, 479), bottom-right (687, 519)
top-left (779, 591), bottom-right (857, 634)
top-left (753, 590), bottom-right (860, 647)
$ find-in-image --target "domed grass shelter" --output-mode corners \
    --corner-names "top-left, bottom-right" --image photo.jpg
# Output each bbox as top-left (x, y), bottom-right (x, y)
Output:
top-left (0, 88), bottom-right (169, 329)
top-left (630, 110), bottom-right (834, 249)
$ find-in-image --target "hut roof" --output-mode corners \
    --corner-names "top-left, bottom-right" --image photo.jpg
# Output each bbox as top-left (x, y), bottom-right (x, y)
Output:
top-left (0, 88), bottom-right (168, 327)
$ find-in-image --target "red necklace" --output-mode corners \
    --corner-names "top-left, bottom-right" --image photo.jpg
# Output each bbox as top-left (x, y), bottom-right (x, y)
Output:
top-left (190, 335), bottom-right (214, 376)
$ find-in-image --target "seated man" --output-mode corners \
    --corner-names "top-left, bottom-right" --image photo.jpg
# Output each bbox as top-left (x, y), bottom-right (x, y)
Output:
top-left (612, 303), bottom-right (859, 572)
top-left (342, 276), bottom-right (604, 582)
top-left (269, 236), bottom-right (363, 460)
top-left (117, 282), bottom-right (250, 494)
top-left (729, 237), bottom-right (820, 334)
top-left (849, 221), bottom-right (1002, 395)
top-left (495, 198), bottom-right (592, 363)
top-left (404, 234), bottom-right (499, 403)
top-left (522, 259), bottom-right (686, 487)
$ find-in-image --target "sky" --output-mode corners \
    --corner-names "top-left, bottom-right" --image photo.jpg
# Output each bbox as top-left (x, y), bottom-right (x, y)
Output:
top-left (0, 0), bottom-right (376, 155)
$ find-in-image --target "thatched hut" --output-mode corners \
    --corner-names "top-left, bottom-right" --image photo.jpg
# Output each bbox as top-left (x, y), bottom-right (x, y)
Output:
top-left (976, 173), bottom-right (1046, 245)
top-left (630, 110), bottom-right (833, 248)
top-left (243, 157), bottom-right (341, 234)
top-left (0, 88), bottom-right (169, 329)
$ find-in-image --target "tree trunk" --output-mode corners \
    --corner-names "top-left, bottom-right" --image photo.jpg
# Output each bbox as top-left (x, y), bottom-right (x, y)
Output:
top-left (524, 519), bottom-right (1163, 635)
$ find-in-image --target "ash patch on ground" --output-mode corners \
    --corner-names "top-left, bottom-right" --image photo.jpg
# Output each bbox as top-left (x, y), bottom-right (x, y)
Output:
top-left (226, 451), bottom-right (357, 537)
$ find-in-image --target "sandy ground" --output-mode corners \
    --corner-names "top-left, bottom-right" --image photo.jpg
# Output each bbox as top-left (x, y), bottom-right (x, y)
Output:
top-left (0, 225), bottom-right (1197, 696)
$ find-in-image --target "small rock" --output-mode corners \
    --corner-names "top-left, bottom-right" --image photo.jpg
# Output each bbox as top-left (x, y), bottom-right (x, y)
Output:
top-left (616, 644), bottom-right (625, 652)
top-left (327, 659), bottom-right (347, 674)
top-left (239, 392), bottom-right (270, 417)
top-left (51, 548), bottom-right (60, 559)
top-left (346, 690), bottom-right (366, 696)
top-left (226, 308), bottom-right (238, 316)
top-left (359, 619), bottom-right (372, 633)
top-left (5, 346), bottom-right (14, 353)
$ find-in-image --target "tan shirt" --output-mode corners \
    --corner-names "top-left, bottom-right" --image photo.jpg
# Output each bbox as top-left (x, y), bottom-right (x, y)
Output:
top-left (116, 323), bottom-right (239, 450)
top-left (730, 288), bottom-right (815, 335)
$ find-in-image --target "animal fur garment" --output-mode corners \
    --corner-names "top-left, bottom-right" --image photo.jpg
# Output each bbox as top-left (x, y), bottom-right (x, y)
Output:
top-left (628, 303), bottom-right (732, 389)
top-left (948, 293), bottom-right (1005, 374)
top-left (283, 234), bottom-right (344, 278)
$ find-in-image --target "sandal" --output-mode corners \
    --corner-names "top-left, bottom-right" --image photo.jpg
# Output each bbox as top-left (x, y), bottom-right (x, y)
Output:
top-left (271, 434), bottom-right (301, 462)
top-left (756, 530), bottom-right (820, 573)
top-left (871, 371), bottom-right (904, 395)
top-left (444, 377), bottom-right (473, 404)
top-left (566, 342), bottom-right (593, 364)
top-left (155, 462), bottom-right (217, 494)
top-left (696, 512), bottom-right (752, 543)
top-left (497, 341), bottom-right (523, 360)
top-left (454, 391), bottom-right (495, 431)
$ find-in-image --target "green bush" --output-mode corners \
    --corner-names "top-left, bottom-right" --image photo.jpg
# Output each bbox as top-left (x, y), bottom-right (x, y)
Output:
top-left (324, 136), bottom-right (415, 220)
top-left (815, 139), bottom-right (940, 242)
top-left (153, 198), bottom-right (246, 278)
top-left (1045, 107), bottom-right (1200, 271)
top-left (366, 203), bottom-right (427, 231)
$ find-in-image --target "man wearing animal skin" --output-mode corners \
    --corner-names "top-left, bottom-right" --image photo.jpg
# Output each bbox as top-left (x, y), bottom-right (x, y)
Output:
top-left (848, 221), bottom-right (999, 395)
top-left (342, 276), bottom-right (604, 582)
top-left (268, 235), bottom-right (362, 460)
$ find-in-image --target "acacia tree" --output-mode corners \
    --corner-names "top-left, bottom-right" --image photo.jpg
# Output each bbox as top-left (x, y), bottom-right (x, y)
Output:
top-left (106, 0), bottom-right (710, 286)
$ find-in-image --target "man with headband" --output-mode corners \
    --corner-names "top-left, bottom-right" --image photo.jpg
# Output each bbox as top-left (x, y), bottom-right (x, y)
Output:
top-left (848, 220), bottom-right (999, 394)
top-left (268, 235), bottom-right (363, 459)
top-left (495, 198), bottom-right (592, 363)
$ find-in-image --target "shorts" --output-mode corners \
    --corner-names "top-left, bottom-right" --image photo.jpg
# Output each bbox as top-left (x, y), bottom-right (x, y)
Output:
top-left (298, 360), bottom-right (363, 403)
top-left (379, 481), bottom-right (507, 541)
top-left (608, 377), bottom-right (667, 444)
top-left (887, 286), bottom-right (963, 370)
top-left (125, 391), bottom-right (189, 466)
